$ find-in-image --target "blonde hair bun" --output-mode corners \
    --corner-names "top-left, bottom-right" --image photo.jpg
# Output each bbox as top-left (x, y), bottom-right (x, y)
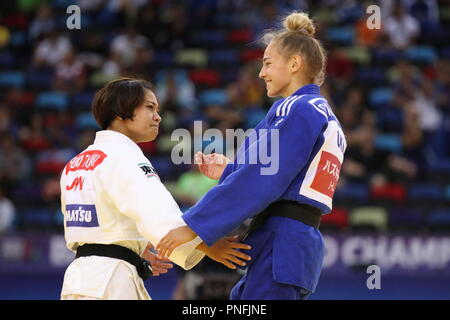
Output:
top-left (283, 12), bottom-right (315, 36)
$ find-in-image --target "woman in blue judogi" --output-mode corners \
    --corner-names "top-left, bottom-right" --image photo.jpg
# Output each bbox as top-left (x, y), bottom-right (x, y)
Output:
top-left (157, 11), bottom-right (347, 300)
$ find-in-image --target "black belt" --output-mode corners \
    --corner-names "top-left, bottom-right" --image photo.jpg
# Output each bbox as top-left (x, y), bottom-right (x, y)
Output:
top-left (243, 201), bottom-right (322, 240)
top-left (75, 244), bottom-right (152, 280)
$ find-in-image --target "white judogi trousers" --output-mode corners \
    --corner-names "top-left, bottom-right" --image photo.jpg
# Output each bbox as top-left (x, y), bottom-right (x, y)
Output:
top-left (61, 256), bottom-right (151, 300)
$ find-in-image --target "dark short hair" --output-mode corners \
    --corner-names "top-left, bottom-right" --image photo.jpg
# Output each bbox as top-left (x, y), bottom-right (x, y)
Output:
top-left (92, 77), bottom-right (153, 130)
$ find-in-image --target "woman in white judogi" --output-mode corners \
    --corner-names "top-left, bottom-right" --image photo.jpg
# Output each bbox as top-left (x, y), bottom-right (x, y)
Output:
top-left (60, 78), bottom-right (251, 300)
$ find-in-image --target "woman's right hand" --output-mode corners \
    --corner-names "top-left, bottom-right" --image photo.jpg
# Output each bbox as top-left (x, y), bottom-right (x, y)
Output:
top-left (195, 152), bottom-right (231, 180)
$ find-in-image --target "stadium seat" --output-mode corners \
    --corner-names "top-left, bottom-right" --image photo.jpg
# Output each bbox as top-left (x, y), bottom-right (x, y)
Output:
top-left (10, 31), bottom-right (26, 48)
top-left (426, 208), bottom-right (450, 230)
top-left (0, 51), bottom-right (16, 68)
top-left (20, 208), bottom-right (54, 228)
top-left (227, 29), bottom-right (253, 44)
top-left (445, 185), bottom-right (450, 202)
top-left (355, 67), bottom-right (386, 86)
top-left (199, 89), bottom-right (229, 106)
top-left (36, 92), bottom-right (68, 111)
top-left (374, 134), bottom-right (402, 153)
top-left (388, 207), bottom-right (424, 230)
top-left (75, 112), bottom-right (99, 129)
top-left (27, 68), bottom-right (54, 90)
top-left (405, 46), bottom-right (438, 64)
top-left (71, 92), bottom-right (95, 110)
top-left (368, 87), bottom-right (393, 109)
top-left (349, 206), bottom-right (388, 232)
top-left (189, 69), bottom-right (220, 88)
top-left (189, 30), bottom-right (226, 47)
top-left (376, 107), bottom-right (404, 132)
top-left (427, 159), bottom-right (450, 185)
top-left (334, 183), bottom-right (369, 204)
top-left (153, 51), bottom-right (174, 68)
top-left (175, 49), bottom-right (208, 68)
top-left (371, 48), bottom-right (404, 65)
top-left (343, 46), bottom-right (370, 65)
top-left (371, 183), bottom-right (406, 205)
top-left (408, 183), bottom-right (443, 203)
top-left (240, 48), bottom-right (264, 63)
top-left (0, 71), bottom-right (25, 88)
top-left (321, 207), bottom-right (349, 229)
top-left (325, 27), bottom-right (355, 45)
top-left (208, 49), bottom-right (239, 66)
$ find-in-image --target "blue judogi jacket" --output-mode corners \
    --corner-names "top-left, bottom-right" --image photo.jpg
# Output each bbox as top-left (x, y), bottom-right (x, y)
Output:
top-left (182, 84), bottom-right (346, 292)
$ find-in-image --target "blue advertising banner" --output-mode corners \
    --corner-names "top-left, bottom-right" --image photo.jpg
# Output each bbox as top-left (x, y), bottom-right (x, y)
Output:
top-left (1, 233), bottom-right (450, 276)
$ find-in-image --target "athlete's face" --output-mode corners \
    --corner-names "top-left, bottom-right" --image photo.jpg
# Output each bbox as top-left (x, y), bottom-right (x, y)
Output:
top-left (259, 41), bottom-right (293, 98)
top-left (124, 90), bottom-right (161, 143)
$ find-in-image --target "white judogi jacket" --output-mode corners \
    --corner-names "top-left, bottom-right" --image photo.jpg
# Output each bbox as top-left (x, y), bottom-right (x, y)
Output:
top-left (60, 130), bottom-right (205, 269)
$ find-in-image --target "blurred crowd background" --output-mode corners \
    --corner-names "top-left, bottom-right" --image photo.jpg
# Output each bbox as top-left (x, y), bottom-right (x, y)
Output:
top-left (0, 0), bottom-right (449, 300)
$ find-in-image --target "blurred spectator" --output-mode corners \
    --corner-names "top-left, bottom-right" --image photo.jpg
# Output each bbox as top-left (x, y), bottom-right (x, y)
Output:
top-left (28, 3), bottom-right (54, 43)
top-left (110, 27), bottom-right (151, 68)
top-left (33, 29), bottom-right (72, 67)
top-left (170, 165), bottom-right (218, 208)
top-left (0, 187), bottom-right (15, 234)
top-left (383, 2), bottom-right (420, 49)
top-left (0, 135), bottom-right (31, 184)
top-left (54, 49), bottom-right (86, 93)
top-left (155, 70), bottom-right (197, 111)
top-left (408, 0), bottom-right (440, 29)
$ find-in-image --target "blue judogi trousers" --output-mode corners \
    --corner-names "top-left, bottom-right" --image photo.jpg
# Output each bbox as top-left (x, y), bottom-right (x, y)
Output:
top-left (229, 216), bottom-right (324, 300)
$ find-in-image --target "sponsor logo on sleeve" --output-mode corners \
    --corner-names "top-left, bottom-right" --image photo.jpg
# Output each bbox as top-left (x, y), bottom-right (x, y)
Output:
top-left (65, 204), bottom-right (99, 227)
top-left (138, 163), bottom-right (159, 178)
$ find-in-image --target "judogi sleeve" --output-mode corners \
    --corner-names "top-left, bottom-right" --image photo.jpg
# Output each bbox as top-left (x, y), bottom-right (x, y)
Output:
top-left (182, 99), bottom-right (328, 246)
top-left (99, 155), bottom-right (205, 270)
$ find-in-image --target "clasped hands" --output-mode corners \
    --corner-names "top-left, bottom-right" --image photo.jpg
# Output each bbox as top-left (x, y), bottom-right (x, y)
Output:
top-left (155, 152), bottom-right (252, 269)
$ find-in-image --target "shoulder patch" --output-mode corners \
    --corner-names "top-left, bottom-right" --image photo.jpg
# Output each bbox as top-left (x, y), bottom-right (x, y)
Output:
top-left (138, 163), bottom-right (159, 179)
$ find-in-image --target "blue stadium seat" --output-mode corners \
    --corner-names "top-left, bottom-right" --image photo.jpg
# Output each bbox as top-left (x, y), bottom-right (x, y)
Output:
top-left (10, 31), bottom-right (26, 48)
top-left (209, 49), bottom-right (239, 66)
top-left (71, 92), bottom-right (95, 109)
top-left (0, 51), bottom-right (17, 68)
top-left (405, 46), bottom-right (438, 64)
top-left (199, 89), bottom-right (228, 106)
top-left (445, 185), bottom-right (450, 201)
top-left (189, 30), bottom-right (226, 46)
top-left (427, 208), bottom-right (450, 228)
top-left (389, 207), bottom-right (424, 230)
top-left (36, 92), bottom-right (68, 111)
top-left (0, 71), bottom-right (25, 88)
top-left (27, 68), bottom-right (54, 89)
top-left (355, 68), bottom-right (386, 85)
top-left (408, 183), bottom-right (443, 202)
top-left (325, 27), bottom-right (354, 45)
top-left (368, 87), bottom-right (393, 109)
top-left (372, 48), bottom-right (404, 64)
top-left (374, 134), bottom-right (402, 152)
top-left (76, 112), bottom-right (99, 129)
top-left (334, 183), bottom-right (369, 203)
top-left (153, 51), bottom-right (174, 67)
top-left (21, 208), bottom-right (54, 227)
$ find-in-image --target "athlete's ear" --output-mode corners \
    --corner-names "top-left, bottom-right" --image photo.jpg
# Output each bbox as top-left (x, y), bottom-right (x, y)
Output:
top-left (290, 55), bottom-right (302, 73)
